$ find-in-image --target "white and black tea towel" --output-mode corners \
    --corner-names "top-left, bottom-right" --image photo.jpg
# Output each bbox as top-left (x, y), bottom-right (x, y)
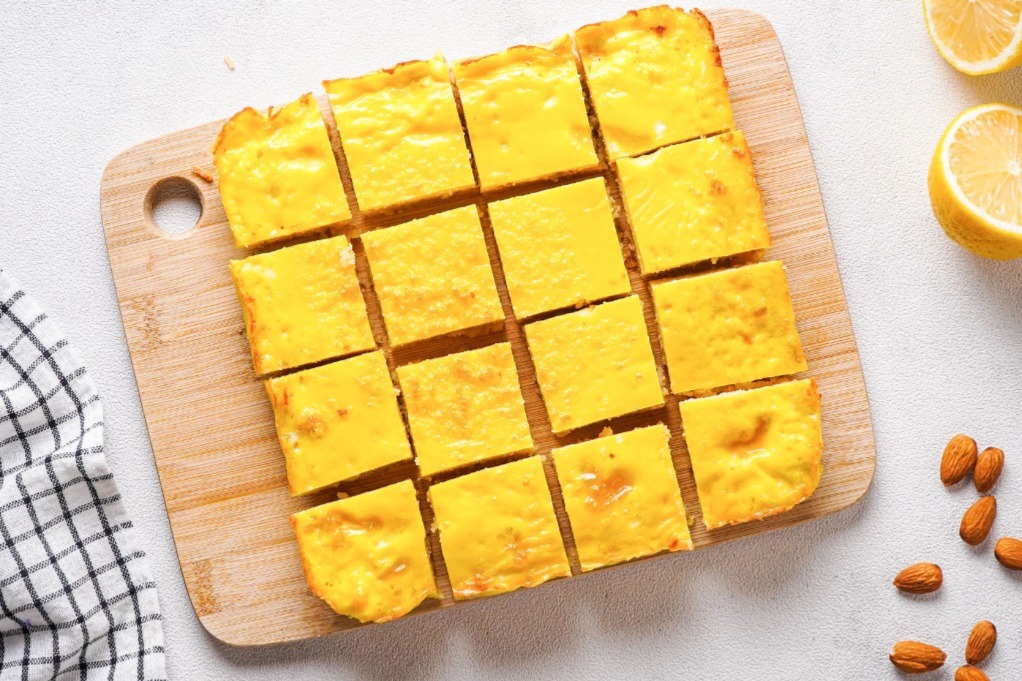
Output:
top-left (0, 270), bottom-right (166, 680)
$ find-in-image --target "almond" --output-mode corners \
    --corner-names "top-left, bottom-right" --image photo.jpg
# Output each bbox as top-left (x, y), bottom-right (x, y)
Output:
top-left (893, 562), bottom-right (943, 594)
top-left (941, 434), bottom-right (978, 485)
top-left (959, 496), bottom-right (996, 545)
top-left (974, 447), bottom-right (1004, 493)
top-left (890, 641), bottom-right (946, 673)
top-left (956, 665), bottom-right (990, 681)
top-left (965, 620), bottom-right (996, 665)
top-left (994, 536), bottom-right (1022, 570)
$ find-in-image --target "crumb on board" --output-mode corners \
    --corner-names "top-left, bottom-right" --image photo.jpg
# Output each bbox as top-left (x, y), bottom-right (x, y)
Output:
top-left (224, 55), bottom-right (236, 71)
top-left (191, 166), bottom-right (214, 183)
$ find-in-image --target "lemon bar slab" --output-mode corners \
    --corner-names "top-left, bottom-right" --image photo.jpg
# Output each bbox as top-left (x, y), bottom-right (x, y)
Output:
top-left (397, 343), bottom-right (532, 477)
top-left (454, 38), bottom-right (599, 189)
top-left (362, 205), bottom-right (504, 346)
top-left (428, 457), bottom-right (570, 600)
top-left (616, 131), bottom-right (770, 275)
top-left (679, 379), bottom-right (823, 530)
top-left (575, 6), bottom-right (733, 160)
top-left (230, 235), bottom-right (374, 375)
top-left (266, 351), bottom-right (412, 495)
top-left (552, 424), bottom-right (692, 571)
top-left (652, 261), bottom-right (806, 394)
top-left (524, 296), bottom-right (663, 433)
top-left (488, 178), bottom-right (631, 318)
top-left (213, 93), bottom-right (350, 249)
top-left (291, 480), bottom-right (436, 623)
top-left (324, 55), bottom-right (476, 213)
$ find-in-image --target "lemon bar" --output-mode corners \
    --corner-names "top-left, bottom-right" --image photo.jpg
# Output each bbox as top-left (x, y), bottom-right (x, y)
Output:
top-left (454, 37), bottom-right (599, 189)
top-left (428, 457), bottom-right (570, 600)
top-left (652, 261), bottom-right (806, 394)
top-left (524, 296), bottom-right (662, 433)
top-left (230, 235), bottom-right (374, 375)
top-left (616, 131), bottom-right (770, 275)
top-left (362, 205), bottom-right (504, 346)
top-left (575, 7), bottom-right (733, 160)
top-left (213, 93), bottom-right (350, 249)
top-left (324, 55), bottom-right (475, 213)
top-left (679, 379), bottom-right (823, 529)
top-left (266, 351), bottom-right (412, 495)
top-left (291, 480), bottom-right (436, 623)
top-left (397, 343), bottom-right (532, 476)
top-left (488, 178), bottom-right (631, 318)
top-left (552, 425), bottom-right (692, 571)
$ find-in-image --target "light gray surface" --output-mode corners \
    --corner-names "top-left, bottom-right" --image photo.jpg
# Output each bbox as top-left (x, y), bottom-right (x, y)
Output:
top-left (3, 1), bottom-right (1022, 679)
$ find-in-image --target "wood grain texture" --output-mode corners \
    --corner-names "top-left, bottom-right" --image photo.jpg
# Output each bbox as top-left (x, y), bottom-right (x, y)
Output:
top-left (100, 9), bottom-right (875, 646)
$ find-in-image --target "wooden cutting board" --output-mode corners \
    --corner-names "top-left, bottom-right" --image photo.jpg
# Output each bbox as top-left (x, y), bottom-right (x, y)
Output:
top-left (100, 9), bottom-right (876, 647)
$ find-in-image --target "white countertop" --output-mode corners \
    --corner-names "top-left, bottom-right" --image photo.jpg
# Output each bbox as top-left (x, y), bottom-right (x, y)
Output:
top-left (4, 1), bottom-right (1022, 678)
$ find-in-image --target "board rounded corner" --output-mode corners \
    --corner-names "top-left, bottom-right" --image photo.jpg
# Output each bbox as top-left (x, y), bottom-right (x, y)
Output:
top-left (845, 446), bottom-right (877, 511)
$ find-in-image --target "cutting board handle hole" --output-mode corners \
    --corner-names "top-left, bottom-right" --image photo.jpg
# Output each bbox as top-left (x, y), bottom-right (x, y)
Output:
top-left (146, 177), bottom-right (204, 239)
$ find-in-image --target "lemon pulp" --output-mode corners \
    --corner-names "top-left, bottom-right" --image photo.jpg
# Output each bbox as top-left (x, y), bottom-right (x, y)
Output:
top-left (924, 0), bottom-right (1022, 74)
top-left (929, 104), bottom-right (1022, 259)
top-left (949, 108), bottom-right (1022, 225)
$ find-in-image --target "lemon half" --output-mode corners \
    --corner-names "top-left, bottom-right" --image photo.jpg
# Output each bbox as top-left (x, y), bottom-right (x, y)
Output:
top-left (929, 103), bottom-right (1022, 260)
top-left (923, 0), bottom-right (1022, 75)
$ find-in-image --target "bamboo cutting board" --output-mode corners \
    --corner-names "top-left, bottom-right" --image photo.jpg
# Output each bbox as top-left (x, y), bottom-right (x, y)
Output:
top-left (100, 9), bottom-right (876, 646)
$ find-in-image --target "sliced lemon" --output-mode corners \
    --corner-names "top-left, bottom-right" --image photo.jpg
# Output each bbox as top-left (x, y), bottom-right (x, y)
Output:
top-left (923, 0), bottom-right (1022, 75)
top-left (929, 103), bottom-right (1022, 259)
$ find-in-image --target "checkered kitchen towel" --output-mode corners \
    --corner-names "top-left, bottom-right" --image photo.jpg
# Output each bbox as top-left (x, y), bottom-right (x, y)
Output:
top-left (0, 271), bottom-right (166, 680)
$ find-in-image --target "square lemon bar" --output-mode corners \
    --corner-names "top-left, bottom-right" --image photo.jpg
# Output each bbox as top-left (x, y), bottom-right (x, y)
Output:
top-left (454, 37), bottom-right (599, 189)
top-left (552, 424), bottom-right (692, 571)
top-left (679, 379), bottom-right (823, 530)
top-left (488, 178), bottom-right (631, 319)
top-left (230, 235), bottom-right (374, 375)
top-left (324, 55), bottom-right (476, 213)
top-left (428, 456), bottom-right (570, 600)
top-left (213, 93), bottom-right (350, 249)
top-left (652, 261), bottom-right (806, 394)
top-left (291, 480), bottom-right (436, 623)
top-left (266, 351), bottom-right (412, 495)
top-left (525, 296), bottom-right (663, 433)
top-left (362, 205), bottom-right (504, 346)
top-left (575, 7), bottom-right (733, 160)
top-left (616, 131), bottom-right (770, 275)
top-left (397, 343), bottom-right (532, 477)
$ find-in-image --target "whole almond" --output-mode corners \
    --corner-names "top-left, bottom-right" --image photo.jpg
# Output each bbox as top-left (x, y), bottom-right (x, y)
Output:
top-left (974, 447), bottom-right (1004, 493)
top-left (890, 641), bottom-right (946, 673)
top-left (965, 620), bottom-right (996, 665)
top-left (893, 563), bottom-right (943, 594)
top-left (960, 496), bottom-right (996, 545)
top-left (941, 434), bottom-right (978, 485)
top-left (956, 665), bottom-right (990, 681)
top-left (994, 536), bottom-right (1022, 570)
